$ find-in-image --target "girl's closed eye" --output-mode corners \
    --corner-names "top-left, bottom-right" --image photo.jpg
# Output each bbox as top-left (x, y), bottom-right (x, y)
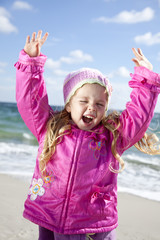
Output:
top-left (96, 102), bottom-right (104, 107)
top-left (80, 100), bottom-right (88, 103)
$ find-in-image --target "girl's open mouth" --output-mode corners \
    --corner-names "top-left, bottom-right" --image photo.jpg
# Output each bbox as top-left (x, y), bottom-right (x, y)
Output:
top-left (82, 115), bottom-right (94, 124)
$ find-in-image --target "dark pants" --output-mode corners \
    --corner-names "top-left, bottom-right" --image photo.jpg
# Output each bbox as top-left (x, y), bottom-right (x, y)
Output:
top-left (38, 226), bottom-right (116, 240)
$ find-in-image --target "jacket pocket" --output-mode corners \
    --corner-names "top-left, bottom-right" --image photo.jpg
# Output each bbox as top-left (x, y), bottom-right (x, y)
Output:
top-left (87, 184), bottom-right (117, 218)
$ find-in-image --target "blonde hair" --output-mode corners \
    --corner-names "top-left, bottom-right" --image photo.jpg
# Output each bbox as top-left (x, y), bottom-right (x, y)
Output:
top-left (39, 109), bottom-right (71, 176)
top-left (39, 109), bottom-right (160, 175)
top-left (102, 111), bottom-right (160, 173)
top-left (102, 111), bottom-right (124, 173)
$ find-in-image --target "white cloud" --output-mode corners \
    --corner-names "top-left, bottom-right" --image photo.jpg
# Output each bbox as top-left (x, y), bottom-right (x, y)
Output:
top-left (53, 69), bottom-right (69, 77)
top-left (157, 52), bottom-right (160, 61)
top-left (52, 37), bottom-right (62, 43)
top-left (0, 85), bottom-right (15, 102)
top-left (46, 50), bottom-right (93, 77)
top-left (134, 32), bottom-right (160, 46)
top-left (0, 7), bottom-right (17, 34)
top-left (94, 7), bottom-right (154, 24)
top-left (60, 50), bottom-right (93, 64)
top-left (13, 1), bottom-right (33, 10)
top-left (0, 62), bottom-right (7, 68)
top-left (116, 66), bottom-right (130, 78)
top-left (46, 58), bottom-right (61, 69)
top-left (0, 7), bottom-right (10, 17)
top-left (110, 81), bottom-right (131, 110)
top-left (108, 66), bottom-right (130, 79)
top-left (0, 62), bottom-right (7, 73)
top-left (45, 76), bottom-right (63, 88)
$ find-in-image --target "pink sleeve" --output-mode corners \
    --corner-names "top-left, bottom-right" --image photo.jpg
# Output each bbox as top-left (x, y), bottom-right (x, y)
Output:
top-left (15, 50), bottom-right (53, 142)
top-left (117, 66), bottom-right (160, 153)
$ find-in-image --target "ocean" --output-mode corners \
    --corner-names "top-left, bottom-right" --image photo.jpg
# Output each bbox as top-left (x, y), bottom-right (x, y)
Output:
top-left (0, 102), bottom-right (160, 201)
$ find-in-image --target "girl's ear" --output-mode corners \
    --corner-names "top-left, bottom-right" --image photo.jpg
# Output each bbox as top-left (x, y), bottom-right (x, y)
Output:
top-left (65, 103), bottom-right (71, 113)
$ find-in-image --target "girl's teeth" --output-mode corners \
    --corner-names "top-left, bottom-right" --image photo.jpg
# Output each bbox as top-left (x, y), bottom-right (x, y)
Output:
top-left (84, 115), bottom-right (94, 119)
top-left (86, 116), bottom-right (93, 119)
top-left (83, 116), bottom-right (93, 123)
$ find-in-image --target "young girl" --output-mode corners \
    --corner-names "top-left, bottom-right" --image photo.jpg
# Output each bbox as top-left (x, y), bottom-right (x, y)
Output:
top-left (15, 30), bottom-right (160, 240)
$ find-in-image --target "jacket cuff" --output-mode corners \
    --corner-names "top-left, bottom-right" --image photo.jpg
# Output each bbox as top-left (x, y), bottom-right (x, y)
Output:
top-left (14, 50), bottom-right (47, 73)
top-left (129, 66), bottom-right (160, 93)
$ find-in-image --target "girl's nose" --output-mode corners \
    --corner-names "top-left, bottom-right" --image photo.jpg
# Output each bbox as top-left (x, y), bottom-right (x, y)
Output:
top-left (88, 104), bottom-right (96, 111)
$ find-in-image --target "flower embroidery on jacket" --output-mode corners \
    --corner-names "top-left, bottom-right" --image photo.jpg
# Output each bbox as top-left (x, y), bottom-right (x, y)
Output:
top-left (44, 175), bottom-right (52, 183)
top-left (42, 170), bottom-right (55, 188)
top-left (29, 178), bottom-right (45, 201)
top-left (88, 139), bottom-right (107, 160)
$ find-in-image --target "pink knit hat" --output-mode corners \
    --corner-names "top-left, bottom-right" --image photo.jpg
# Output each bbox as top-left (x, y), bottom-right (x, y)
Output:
top-left (63, 68), bottom-right (112, 105)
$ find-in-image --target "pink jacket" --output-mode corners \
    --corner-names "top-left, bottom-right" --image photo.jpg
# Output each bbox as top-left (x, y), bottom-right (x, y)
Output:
top-left (15, 50), bottom-right (160, 234)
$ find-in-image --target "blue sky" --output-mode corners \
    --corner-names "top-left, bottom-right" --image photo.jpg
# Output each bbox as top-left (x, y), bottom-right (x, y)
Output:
top-left (0, 0), bottom-right (160, 112)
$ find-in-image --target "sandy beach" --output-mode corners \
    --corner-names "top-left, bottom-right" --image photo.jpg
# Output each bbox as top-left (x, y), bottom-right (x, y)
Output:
top-left (0, 174), bottom-right (160, 240)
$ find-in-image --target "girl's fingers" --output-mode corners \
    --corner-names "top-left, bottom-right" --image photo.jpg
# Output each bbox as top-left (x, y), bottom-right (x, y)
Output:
top-left (132, 48), bottom-right (153, 70)
top-left (28, 30), bottom-right (48, 45)
top-left (24, 30), bottom-right (48, 56)
top-left (26, 35), bottom-right (30, 44)
top-left (41, 32), bottom-right (49, 44)
top-left (37, 30), bottom-right (42, 41)
top-left (37, 42), bottom-right (40, 56)
top-left (31, 32), bottom-right (36, 42)
top-left (137, 48), bottom-right (143, 56)
top-left (132, 48), bottom-right (139, 59)
top-left (132, 48), bottom-right (143, 60)
top-left (132, 58), bottom-right (140, 66)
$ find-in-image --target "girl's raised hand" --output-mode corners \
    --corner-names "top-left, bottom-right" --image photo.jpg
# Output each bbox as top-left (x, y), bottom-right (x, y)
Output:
top-left (24, 30), bottom-right (49, 57)
top-left (132, 48), bottom-right (153, 71)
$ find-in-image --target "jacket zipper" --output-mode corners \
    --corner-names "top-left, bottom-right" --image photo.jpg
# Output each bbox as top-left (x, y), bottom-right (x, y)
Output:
top-left (60, 130), bottom-right (84, 231)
